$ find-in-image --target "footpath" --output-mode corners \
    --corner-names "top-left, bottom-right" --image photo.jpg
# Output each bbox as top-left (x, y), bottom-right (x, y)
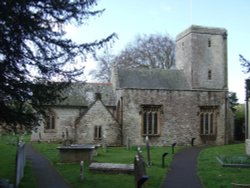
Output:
top-left (26, 144), bottom-right (71, 188)
top-left (161, 146), bottom-right (203, 188)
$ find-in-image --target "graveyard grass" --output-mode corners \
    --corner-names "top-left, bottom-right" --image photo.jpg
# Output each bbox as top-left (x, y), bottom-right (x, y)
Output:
top-left (0, 135), bottom-right (17, 183)
top-left (33, 143), bottom-right (178, 188)
top-left (198, 143), bottom-right (250, 188)
top-left (2, 135), bottom-right (250, 188)
top-left (0, 134), bottom-right (36, 188)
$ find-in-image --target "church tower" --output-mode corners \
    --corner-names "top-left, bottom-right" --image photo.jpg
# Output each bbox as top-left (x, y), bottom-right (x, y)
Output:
top-left (175, 25), bottom-right (228, 90)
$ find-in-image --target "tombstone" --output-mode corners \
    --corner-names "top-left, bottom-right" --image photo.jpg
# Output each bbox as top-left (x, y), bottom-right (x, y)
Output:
top-left (102, 142), bottom-right (107, 152)
top-left (171, 142), bottom-right (177, 154)
top-left (162, 152), bottom-right (168, 168)
top-left (134, 152), bottom-right (149, 188)
top-left (38, 132), bottom-right (42, 142)
top-left (145, 136), bottom-right (151, 166)
top-left (62, 132), bottom-right (65, 140)
top-left (126, 137), bottom-right (131, 150)
top-left (80, 161), bottom-right (84, 181)
top-left (66, 128), bottom-right (69, 140)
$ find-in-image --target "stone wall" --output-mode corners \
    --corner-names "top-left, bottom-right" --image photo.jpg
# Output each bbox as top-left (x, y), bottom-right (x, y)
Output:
top-left (31, 107), bottom-right (82, 142)
top-left (77, 100), bottom-right (121, 146)
top-left (176, 25), bottom-right (227, 90)
top-left (120, 88), bottom-right (227, 146)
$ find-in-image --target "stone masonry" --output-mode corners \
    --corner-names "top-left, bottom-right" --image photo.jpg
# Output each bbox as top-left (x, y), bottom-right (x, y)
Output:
top-left (31, 25), bottom-right (234, 146)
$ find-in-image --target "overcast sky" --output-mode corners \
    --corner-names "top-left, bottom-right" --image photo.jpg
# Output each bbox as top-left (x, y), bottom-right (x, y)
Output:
top-left (66, 0), bottom-right (250, 103)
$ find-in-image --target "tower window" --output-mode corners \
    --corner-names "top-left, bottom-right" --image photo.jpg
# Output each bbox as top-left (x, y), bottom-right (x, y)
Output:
top-left (208, 38), bottom-right (211, 47)
top-left (208, 70), bottom-right (212, 80)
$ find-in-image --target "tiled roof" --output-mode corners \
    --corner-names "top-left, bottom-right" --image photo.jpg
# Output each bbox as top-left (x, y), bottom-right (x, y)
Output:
top-left (58, 82), bottom-right (116, 106)
top-left (116, 68), bottom-right (191, 90)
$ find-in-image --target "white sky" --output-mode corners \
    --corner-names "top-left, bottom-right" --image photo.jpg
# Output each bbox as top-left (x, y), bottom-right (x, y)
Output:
top-left (66, 0), bottom-right (250, 103)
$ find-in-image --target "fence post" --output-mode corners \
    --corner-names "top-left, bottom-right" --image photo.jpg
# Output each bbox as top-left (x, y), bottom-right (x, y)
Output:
top-left (171, 143), bottom-right (176, 154)
top-left (162, 152), bottom-right (168, 168)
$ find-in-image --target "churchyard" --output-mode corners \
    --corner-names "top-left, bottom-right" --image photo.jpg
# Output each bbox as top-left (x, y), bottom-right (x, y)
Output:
top-left (1, 134), bottom-right (250, 187)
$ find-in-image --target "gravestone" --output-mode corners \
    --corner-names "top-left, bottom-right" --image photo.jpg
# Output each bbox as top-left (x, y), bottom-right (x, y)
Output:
top-left (57, 144), bottom-right (95, 163)
top-left (134, 150), bottom-right (149, 188)
top-left (126, 137), bottom-right (131, 150)
top-left (145, 136), bottom-right (151, 166)
top-left (80, 161), bottom-right (84, 181)
top-left (246, 139), bottom-right (250, 156)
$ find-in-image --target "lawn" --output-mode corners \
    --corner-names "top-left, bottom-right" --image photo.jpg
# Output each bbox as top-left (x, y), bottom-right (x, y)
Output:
top-left (0, 135), bottom-right (17, 183)
top-left (33, 143), bottom-right (179, 188)
top-left (0, 134), bottom-right (36, 188)
top-left (198, 143), bottom-right (250, 188)
top-left (2, 134), bottom-right (250, 188)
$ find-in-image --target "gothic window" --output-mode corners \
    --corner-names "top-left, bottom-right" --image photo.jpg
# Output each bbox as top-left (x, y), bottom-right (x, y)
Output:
top-left (141, 105), bottom-right (161, 136)
top-left (94, 126), bottom-right (102, 140)
top-left (208, 70), bottom-right (212, 80)
top-left (45, 111), bottom-right (56, 130)
top-left (200, 107), bottom-right (217, 135)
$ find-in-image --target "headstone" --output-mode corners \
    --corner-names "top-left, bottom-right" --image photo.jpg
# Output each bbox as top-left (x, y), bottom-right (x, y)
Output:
top-left (145, 136), bottom-right (151, 166)
top-left (102, 142), bottom-right (107, 152)
top-left (66, 128), bottom-right (69, 139)
top-left (38, 132), bottom-right (41, 142)
top-left (246, 139), bottom-right (250, 156)
top-left (62, 132), bottom-right (65, 140)
top-left (126, 137), bottom-right (131, 150)
top-left (134, 152), bottom-right (149, 188)
top-left (80, 161), bottom-right (84, 181)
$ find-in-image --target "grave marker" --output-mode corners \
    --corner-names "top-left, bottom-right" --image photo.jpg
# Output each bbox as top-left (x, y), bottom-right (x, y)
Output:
top-left (145, 136), bottom-right (151, 166)
top-left (134, 149), bottom-right (149, 188)
top-left (80, 161), bottom-right (84, 181)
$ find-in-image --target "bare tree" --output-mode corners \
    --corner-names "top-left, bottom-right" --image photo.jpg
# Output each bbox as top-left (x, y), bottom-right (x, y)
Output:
top-left (92, 33), bottom-right (175, 81)
top-left (90, 48), bottom-right (114, 82)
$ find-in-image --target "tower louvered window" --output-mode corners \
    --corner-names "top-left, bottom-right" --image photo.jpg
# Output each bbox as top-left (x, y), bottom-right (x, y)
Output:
top-left (208, 70), bottom-right (212, 80)
top-left (208, 38), bottom-right (211, 47)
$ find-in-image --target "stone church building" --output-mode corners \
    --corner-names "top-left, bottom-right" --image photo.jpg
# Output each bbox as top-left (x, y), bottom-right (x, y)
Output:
top-left (31, 25), bottom-right (234, 146)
